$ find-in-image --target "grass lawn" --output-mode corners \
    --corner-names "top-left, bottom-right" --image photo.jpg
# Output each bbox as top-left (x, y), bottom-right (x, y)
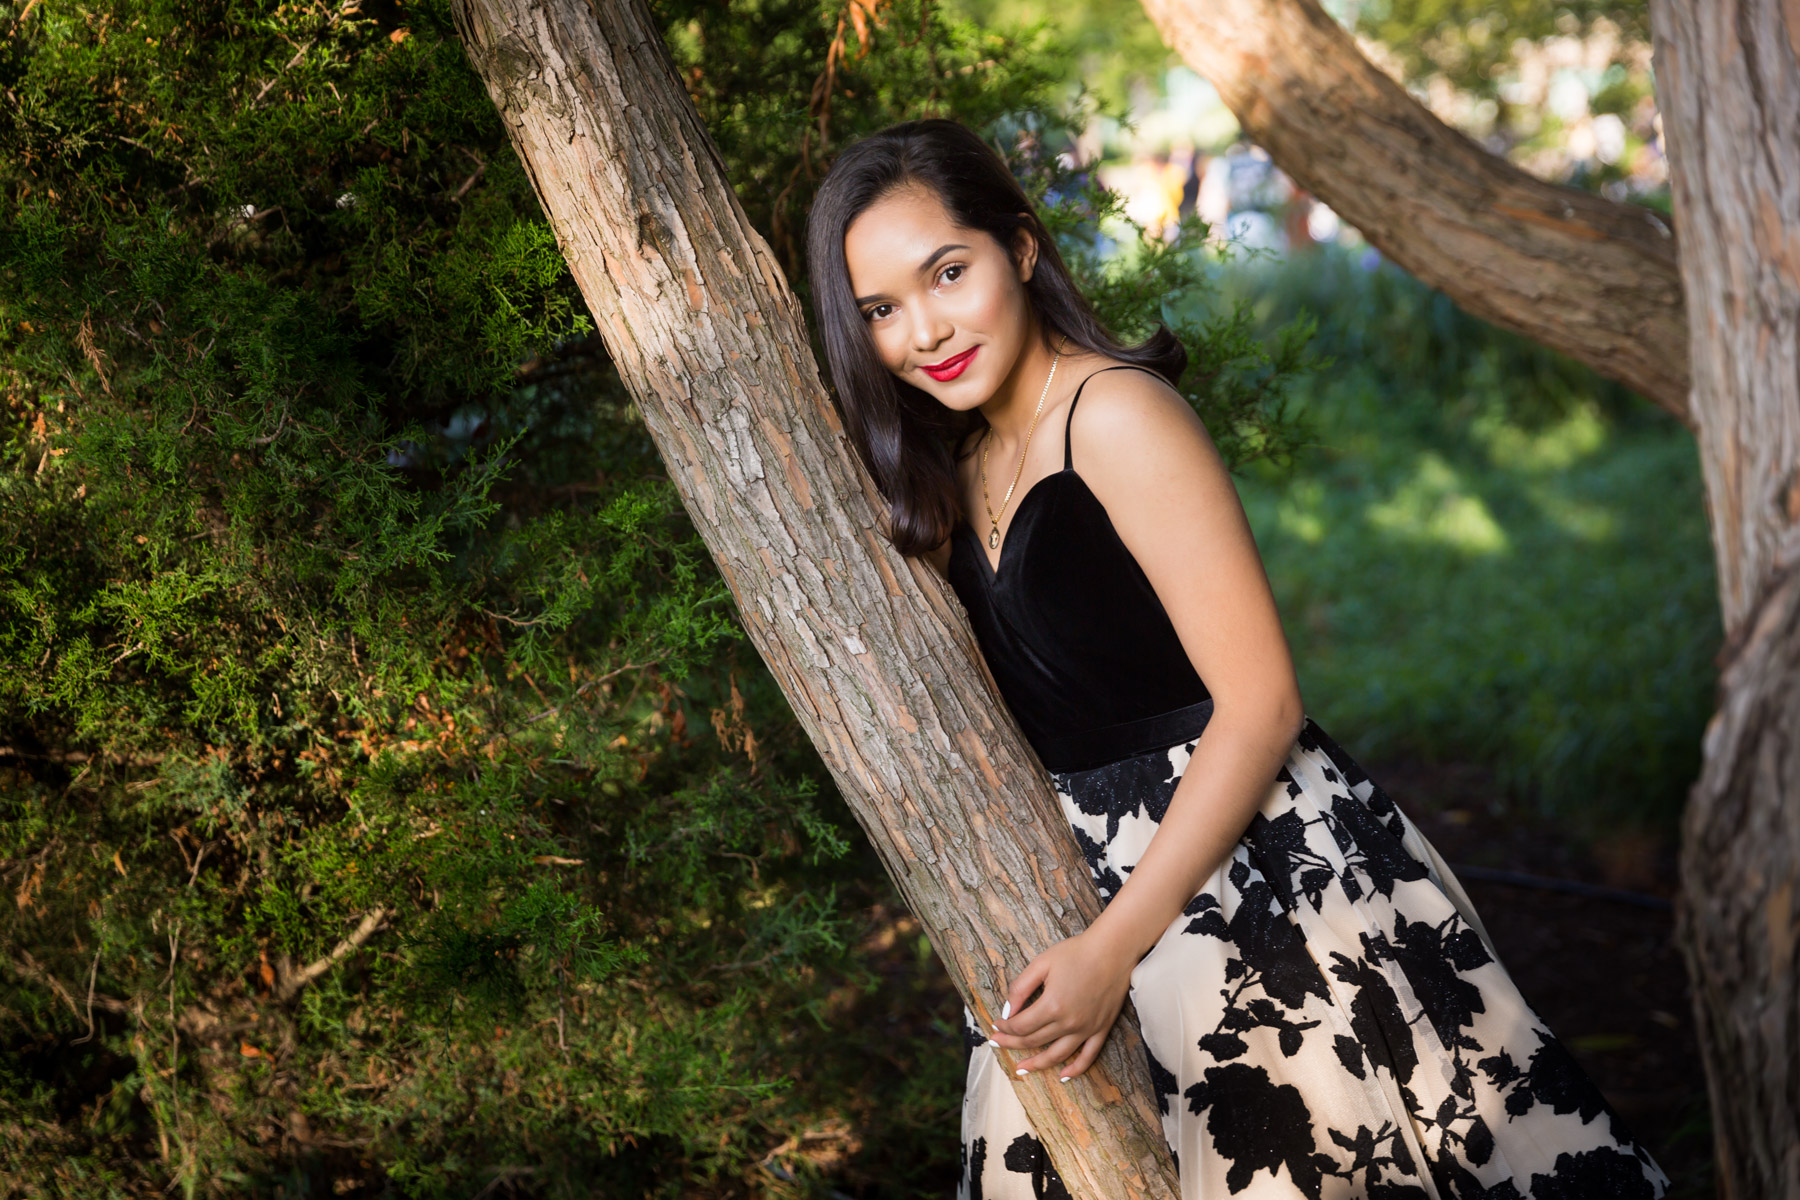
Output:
top-left (1221, 246), bottom-right (1719, 843)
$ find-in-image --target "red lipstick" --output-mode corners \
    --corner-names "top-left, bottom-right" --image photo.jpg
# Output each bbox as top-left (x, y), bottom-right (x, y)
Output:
top-left (921, 346), bottom-right (978, 382)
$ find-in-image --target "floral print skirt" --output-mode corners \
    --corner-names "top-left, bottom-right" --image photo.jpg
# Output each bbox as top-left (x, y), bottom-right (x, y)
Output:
top-left (958, 716), bottom-right (1671, 1199)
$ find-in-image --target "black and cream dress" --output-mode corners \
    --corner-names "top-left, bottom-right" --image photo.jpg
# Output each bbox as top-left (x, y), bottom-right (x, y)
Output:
top-left (943, 365), bottom-right (1670, 1199)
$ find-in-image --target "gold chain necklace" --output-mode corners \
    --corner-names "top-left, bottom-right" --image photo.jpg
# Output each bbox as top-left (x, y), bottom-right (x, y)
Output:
top-left (980, 350), bottom-right (1061, 552)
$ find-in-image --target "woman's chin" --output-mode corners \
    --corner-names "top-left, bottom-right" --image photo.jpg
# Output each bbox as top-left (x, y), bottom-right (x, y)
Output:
top-left (933, 388), bottom-right (993, 413)
top-left (909, 375), bottom-right (989, 411)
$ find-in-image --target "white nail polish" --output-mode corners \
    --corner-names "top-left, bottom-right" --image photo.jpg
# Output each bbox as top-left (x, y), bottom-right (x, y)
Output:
top-left (1015, 1067), bottom-right (1028, 1076)
top-left (1001, 1001), bottom-right (1011, 1020)
top-left (986, 1039), bottom-right (999, 1048)
top-left (1059, 1075), bottom-right (1071, 1083)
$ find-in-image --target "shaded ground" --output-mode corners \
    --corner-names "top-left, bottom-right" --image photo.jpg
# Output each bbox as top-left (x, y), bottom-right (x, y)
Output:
top-left (1371, 758), bottom-right (1713, 1200)
top-left (801, 757), bottom-right (1713, 1199)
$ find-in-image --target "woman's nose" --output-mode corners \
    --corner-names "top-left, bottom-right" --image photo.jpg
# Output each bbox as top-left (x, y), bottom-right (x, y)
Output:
top-left (909, 304), bottom-right (951, 353)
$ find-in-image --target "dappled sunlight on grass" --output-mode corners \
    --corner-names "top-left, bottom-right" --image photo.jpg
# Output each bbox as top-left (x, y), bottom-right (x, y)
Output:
top-left (1475, 399), bottom-right (1609, 472)
top-left (1274, 478), bottom-right (1330, 544)
top-left (1217, 249), bottom-right (1719, 840)
top-left (1522, 484), bottom-right (1620, 543)
top-left (1363, 451), bottom-right (1512, 556)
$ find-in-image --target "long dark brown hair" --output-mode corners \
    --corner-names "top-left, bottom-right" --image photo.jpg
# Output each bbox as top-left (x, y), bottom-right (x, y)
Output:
top-left (805, 118), bottom-right (1186, 557)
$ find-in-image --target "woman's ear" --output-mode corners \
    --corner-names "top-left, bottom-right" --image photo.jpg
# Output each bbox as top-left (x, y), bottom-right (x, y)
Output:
top-left (1011, 221), bottom-right (1040, 283)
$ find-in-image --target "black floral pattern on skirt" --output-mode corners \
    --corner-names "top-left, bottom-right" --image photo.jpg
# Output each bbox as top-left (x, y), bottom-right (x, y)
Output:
top-left (958, 716), bottom-right (1670, 1199)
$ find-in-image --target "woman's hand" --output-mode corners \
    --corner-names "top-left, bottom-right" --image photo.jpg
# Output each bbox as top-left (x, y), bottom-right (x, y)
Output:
top-left (989, 928), bottom-right (1137, 1081)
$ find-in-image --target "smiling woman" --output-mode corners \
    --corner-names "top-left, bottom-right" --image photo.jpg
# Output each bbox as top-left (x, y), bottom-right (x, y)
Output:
top-left (806, 119), bottom-right (1674, 1200)
top-left (805, 120), bottom-right (1185, 559)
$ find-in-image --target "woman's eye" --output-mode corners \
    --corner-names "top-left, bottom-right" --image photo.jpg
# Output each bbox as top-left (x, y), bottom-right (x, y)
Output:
top-left (865, 304), bottom-right (892, 322)
top-left (939, 264), bottom-right (965, 285)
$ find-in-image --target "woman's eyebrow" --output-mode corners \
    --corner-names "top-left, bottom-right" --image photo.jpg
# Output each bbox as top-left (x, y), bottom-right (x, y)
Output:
top-left (854, 242), bottom-right (970, 305)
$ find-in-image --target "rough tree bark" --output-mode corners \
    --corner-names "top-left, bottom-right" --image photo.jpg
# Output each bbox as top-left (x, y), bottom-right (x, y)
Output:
top-left (1136, 0), bottom-right (1693, 427)
top-left (1648, 4), bottom-right (1800, 1195)
top-left (447, 0), bottom-right (1181, 1194)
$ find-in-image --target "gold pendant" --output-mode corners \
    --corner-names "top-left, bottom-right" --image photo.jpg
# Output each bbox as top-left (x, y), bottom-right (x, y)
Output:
top-left (988, 526), bottom-right (1000, 550)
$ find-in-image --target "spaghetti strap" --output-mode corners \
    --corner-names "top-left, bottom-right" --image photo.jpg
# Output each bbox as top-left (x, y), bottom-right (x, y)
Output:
top-left (1062, 364), bottom-right (1170, 471)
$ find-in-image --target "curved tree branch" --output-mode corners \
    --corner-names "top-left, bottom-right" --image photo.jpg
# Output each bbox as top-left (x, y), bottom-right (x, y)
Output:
top-left (276, 906), bottom-right (389, 1003)
top-left (1139, 0), bottom-right (1693, 427)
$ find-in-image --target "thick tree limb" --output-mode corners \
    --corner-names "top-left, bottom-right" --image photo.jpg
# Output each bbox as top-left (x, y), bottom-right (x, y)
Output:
top-left (448, 0), bottom-right (1180, 1193)
top-left (1674, 565), bottom-right (1800, 1197)
top-left (1139, 0), bottom-right (1693, 427)
top-left (1648, 1), bottom-right (1800, 1191)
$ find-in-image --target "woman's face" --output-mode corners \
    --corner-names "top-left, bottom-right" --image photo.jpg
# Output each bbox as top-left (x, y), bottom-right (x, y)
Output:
top-left (842, 182), bottom-right (1038, 412)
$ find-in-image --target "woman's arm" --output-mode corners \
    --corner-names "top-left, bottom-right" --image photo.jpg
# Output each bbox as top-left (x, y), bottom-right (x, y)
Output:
top-left (990, 367), bottom-right (1304, 1081)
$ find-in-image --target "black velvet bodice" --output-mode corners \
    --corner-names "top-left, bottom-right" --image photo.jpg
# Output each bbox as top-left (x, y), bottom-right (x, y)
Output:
top-left (946, 365), bottom-right (1214, 773)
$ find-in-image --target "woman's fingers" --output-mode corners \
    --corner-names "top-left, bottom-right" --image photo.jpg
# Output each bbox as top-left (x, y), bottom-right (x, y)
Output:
top-left (1013, 1032), bottom-right (1085, 1076)
top-left (1056, 1032), bottom-right (1108, 1081)
top-left (1000, 989), bottom-right (1061, 1040)
top-left (997, 957), bottom-right (1052, 1035)
top-left (988, 1012), bottom-right (1061, 1052)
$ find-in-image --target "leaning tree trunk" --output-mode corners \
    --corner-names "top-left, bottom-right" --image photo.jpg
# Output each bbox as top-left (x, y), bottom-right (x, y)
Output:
top-left (1137, 0), bottom-right (1693, 427)
top-left (1648, 5), bottom-right (1800, 1195)
top-left (447, 0), bottom-right (1180, 1194)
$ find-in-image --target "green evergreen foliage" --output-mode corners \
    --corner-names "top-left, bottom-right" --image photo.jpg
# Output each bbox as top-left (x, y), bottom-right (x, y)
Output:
top-left (0, 0), bottom-right (1305, 1195)
top-left (939, 0), bottom-right (1177, 117)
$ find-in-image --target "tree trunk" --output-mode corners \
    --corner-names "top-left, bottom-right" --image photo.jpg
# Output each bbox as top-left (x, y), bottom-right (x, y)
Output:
top-left (1647, 4), bottom-right (1800, 1194)
top-left (1137, 0), bottom-right (1694, 427)
top-left (446, 0), bottom-right (1181, 1194)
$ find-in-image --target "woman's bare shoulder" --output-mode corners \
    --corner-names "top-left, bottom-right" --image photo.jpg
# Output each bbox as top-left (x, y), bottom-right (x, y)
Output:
top-left (1065, 363), bottom-right (1215, 476)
